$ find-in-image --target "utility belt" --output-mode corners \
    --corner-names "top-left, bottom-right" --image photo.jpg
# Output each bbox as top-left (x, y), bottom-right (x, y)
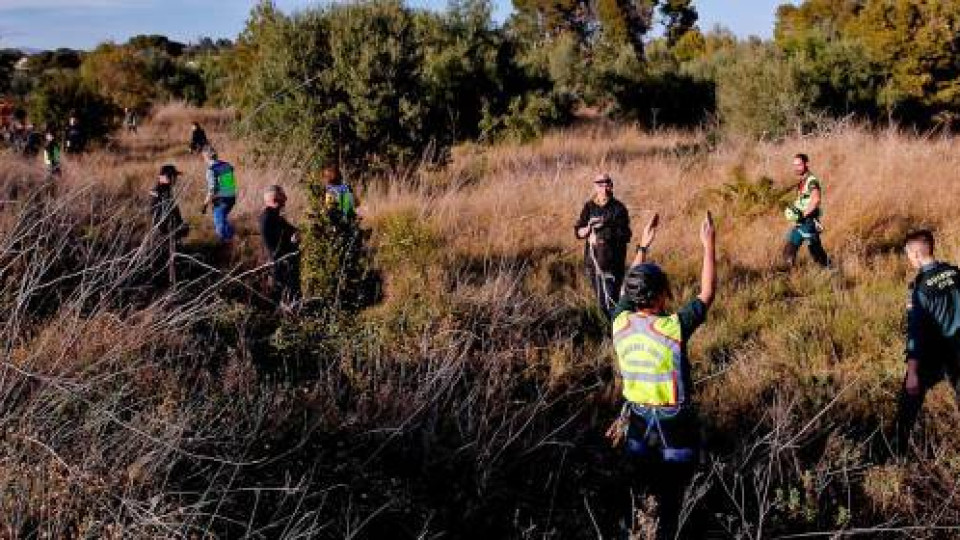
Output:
top-left (605, 402), bottom-right (698, 463)
top-left (795, 216), bottom-right (824, 235)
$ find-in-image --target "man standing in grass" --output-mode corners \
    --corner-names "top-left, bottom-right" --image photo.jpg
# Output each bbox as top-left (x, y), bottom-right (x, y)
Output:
top-left (42, 130), bottom-right (61, 180)
top-left (150, 164), bottom-right (189, 285)
top-left (896, 230), bottom-right (960, 456)
top-left (607, 211), bottom-right (716, 539)
top-left (124, 107), bottom-right (139, 134)
top-left (260, 185), bottom-right (301, 308)
top-left (189, 122), bottom-right (208, 154)
top-left (64, 115), bottom-right (84, 154)
top-left (575, 173), bottom-right (632, 316)
top-left (322, 166), bottom-right (359, 230)
top-left (782, 153), bottom-right (830, 268)
top-left (202, 147), bottom-right (238, 244)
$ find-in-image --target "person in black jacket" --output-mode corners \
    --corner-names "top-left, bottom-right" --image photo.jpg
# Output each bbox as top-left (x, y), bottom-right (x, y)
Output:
top-left (64, 116), bottom-right (84, 154)
top-left (189, 122), bottom-right (208, 154)
top-left (260, 185), bottom-right (301, 307)
top-left (896, 229), bottom-right (960, 456)
top-left (149, 164), bottom-right (188, 285)
top-left (150, 164), bottom-right (189, 240)
top-left (575, 173), bottom-right (632, 316)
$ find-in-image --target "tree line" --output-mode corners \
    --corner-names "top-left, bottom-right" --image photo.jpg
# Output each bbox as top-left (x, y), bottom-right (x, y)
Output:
top-left (5, 0), bottom-right (960, 167)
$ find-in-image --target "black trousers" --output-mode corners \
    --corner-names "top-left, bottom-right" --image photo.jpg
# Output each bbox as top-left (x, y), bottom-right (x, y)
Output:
top-left (585, 243), bottom-right (626, 316)
top-left (895, 355), bottom-right (960, 456)
top-left (270, 258), bottom-right (301, 306)
top-left (623, 412), bottom-right (700, 539)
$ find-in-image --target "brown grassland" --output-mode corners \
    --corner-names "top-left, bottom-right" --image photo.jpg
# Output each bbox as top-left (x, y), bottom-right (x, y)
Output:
top-left (2, 103), bottom-right (960, 537)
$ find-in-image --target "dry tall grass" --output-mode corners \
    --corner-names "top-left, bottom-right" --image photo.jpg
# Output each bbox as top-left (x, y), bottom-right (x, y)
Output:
top-left (3, 104), bottom-right (960, 537)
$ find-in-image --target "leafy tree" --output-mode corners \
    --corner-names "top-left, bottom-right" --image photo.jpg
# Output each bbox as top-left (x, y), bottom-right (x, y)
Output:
top-left (79, 44), bottom-right (154, 109)
top-left (849, 0), bottom-right (960, 120)
top-left (775, 0), bottom-right (960, 125)
top-left (127, 34), bottom-right (186, 57)
top-left (716, 42), bottom-right (817, 139)
top-left (28, 69), bottom-right (116, 140)
top-left (660, 0), bottom-right (698, 45)
top-left (0, 50), bottom-right (19, 94)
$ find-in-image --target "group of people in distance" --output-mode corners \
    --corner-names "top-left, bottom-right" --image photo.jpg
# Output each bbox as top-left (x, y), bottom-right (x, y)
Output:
top-left (579, 154), bottom-right (959, 537)
top-left (148, 122), bottom-right (359, 309)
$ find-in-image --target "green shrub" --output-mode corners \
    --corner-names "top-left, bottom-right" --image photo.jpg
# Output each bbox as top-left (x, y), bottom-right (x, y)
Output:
top-left (227, 0), bottom-right (572, 172)
top-left (28, 69), bottom-right (117, 141)
top-left (717, 43), bottom-right (818, 139)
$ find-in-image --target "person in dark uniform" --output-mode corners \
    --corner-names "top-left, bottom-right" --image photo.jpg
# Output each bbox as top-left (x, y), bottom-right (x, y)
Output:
top-left (574, 173), bottom-right (632, 316)
top-left (260, 185), bottom-right (301, 307)
top-left (189, 122), bottom-right (208, 154)
top-left (150, 164), bottom-right (188, 240)
top-left (149, 164), bottom-right (189, 285)
top-left (896, 229), bottom-right (960, 456)
top-left (64, 115), bottom-right (84, 154)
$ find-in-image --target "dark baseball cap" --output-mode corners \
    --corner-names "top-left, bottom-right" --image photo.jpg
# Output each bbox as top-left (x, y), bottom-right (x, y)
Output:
top-left (159, 164), bottom-right (182, 178)
top-left (594, 173), bottom-right (613, 186)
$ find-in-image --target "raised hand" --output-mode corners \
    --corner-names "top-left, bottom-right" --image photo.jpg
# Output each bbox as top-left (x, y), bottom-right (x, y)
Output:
top-left (700, 211), bottom-right (715, 247)
top-left (641, 213), bottom-right (660, 249)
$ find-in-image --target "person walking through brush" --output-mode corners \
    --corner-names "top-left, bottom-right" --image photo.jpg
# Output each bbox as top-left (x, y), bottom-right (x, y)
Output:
top-left (189, 122), bottom-right (208, 154)
top-left (322, 166), bottom-right (359, 230)
top-left (895, 230), bottom-right (960, 456)
top-left (64, 115), bottom-right (84, 154)
top-left (260, 185), bottom-right (301, 308)
top-left (41, 130), bottom-right (61, 180)
top-left (150, 164), bottom-right (189, 242)
top-left (574, 173), bottom-right (631, 316)
top-left (124, 107), bottom-right (139, 134)
top-left (149, 164), bottom-right (189, 284)
top-left (606, 211), bottom-right (716, 539)
top-left (202, 147), bottom-right (238, 243)
top-left (782, 153), bottom-right (830, 268)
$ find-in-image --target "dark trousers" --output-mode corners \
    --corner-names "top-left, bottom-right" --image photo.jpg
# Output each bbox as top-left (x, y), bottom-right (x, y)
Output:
top-left (623, 412), bottom-right (699, 539)
top-left (270, 257), bottom-right (301, 306)
top-left (783, 220), bottom-right (830, 268)
top-left (585, 242), bottom-right (626, 316)
top-left (895, 356), bottom-right (960, 456)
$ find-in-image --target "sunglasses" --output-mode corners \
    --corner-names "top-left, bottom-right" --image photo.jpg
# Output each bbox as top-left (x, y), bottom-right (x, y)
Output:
top-left (594, 181), bottom-right (612, 186)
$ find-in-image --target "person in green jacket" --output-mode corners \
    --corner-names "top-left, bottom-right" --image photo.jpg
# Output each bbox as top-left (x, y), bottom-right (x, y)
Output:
top-left (42, 130), bottom-right (61, 180)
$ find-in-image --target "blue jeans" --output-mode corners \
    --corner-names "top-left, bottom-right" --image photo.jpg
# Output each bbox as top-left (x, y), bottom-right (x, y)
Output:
top-left (212, 197), bottom-right (236, 241)
top-left (785, 219), bottom-right (830, 267)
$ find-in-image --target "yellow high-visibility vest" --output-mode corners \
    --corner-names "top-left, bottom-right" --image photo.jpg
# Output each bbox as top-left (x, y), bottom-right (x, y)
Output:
top-left (612, 311), bottom-right (684, 409)
top-left (794, 174), bottom-right (822, 215)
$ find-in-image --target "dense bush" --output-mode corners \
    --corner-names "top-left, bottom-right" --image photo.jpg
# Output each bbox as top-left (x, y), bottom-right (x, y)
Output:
top-left (716, 43), bottom-right (817, 140)
top-left (776, 0), bottom-right (960, 127)
top-left (226, 0), bottom-right (572, 172)
top-left (27, 69), bottom-right (117, 141)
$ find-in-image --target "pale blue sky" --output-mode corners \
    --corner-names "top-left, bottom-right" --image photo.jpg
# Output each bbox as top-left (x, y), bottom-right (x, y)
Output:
top-left (0, 0), bottom-right (796, 51)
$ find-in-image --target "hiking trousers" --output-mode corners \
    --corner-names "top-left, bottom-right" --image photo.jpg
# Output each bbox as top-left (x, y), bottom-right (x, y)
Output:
top-left (784, 219), bottom-right (830, 267)
top-left (895, 354), bottom-right (960, 456)
top-left (212, 197), bottom-right (236, 241)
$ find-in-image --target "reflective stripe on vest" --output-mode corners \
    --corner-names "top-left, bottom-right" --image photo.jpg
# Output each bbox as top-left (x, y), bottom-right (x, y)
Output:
top-left (794, 174), bottom-right (822, 215)
top-left (212, 161), bottom-right (237, 197)
top-left (612, 312), bottom-right (684, 409)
